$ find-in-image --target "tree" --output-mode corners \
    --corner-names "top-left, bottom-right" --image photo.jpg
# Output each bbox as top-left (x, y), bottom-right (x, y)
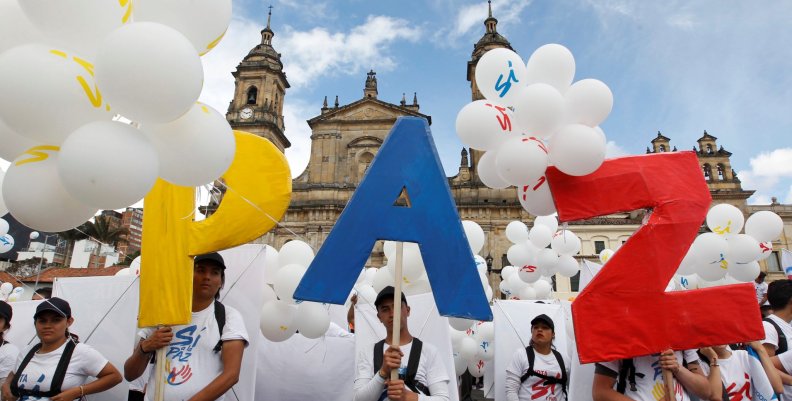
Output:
top-left (81, 216), bottom-right (129, 268)
top-left (119, 249), bottom-right (140, 266)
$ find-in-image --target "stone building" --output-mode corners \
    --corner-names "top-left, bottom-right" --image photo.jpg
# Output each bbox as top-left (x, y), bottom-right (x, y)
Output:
top-left (226, 7), bottom-right (791, 296)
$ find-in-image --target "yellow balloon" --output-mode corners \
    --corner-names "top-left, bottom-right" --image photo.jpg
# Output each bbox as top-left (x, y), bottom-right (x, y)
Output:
top-left (139, 131), bottom-right (291, 327)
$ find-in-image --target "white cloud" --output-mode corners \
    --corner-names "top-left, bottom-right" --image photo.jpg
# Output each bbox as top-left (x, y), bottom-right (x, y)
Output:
top-left (282, 100), bottom-right (315, 178)
top-left (785, 185), bottom-right (792, 204)
top-left (278, 16), bottom-right (422, 88)
top-left (441, 0), bottom-right (531, 43)
top-left (605, 140), bottom-right (629, 158)
top-left (738, 148), bottom-right (792, 205)
top-left (749, 148), bottom-right (792, 178)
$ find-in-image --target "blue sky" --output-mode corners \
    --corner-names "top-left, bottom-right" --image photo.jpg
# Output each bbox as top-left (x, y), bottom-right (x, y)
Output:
top-left (192, 0), bottom-right (792, 205)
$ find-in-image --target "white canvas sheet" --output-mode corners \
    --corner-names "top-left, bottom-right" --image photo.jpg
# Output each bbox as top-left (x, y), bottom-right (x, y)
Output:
top-left (561, 300), bottom-right (595, 401)
top-left (493, 300), bottom-right (569, 401)
top-left (355, 292), bottom-right (460, 401)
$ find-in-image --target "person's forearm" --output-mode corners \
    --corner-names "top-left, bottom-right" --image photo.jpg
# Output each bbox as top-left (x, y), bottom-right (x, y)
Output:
top-left (673, 366), bottom-right (711, 400)
top-left (82, 371), bottom-right (123, 397)
top-left (593, 386), bottom-right (634, 401)
top-left (756, 348), bottom-right (784, 393)
top-left (504, 374), bottom-right (521, 401)
top-left (706, 365), bottom-right (723, 401)
top-left (124, 343), bottom-right (152, 381)
top-left (418, 381), bottom-right (450, 401)
top-left (186, 370), bottom-right (239, 401)
top-left (354, 375), bottom-right (386, 401)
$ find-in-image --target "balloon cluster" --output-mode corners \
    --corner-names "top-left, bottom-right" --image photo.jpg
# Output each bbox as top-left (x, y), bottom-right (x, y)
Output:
top-left (0, 0), bottom-right (234, 232)
top-left (5, 285), bottom-right (23, 302)
top-left (449, 320), bottom-right (494, 378)
top-left (259, 241), bottom-right (333, 342)
top-left (456, 45), bottom-right (613, 216)
top-left (498, 216), bottom-right (580, 300)
top-left (0, 217), bottom-right (12, 254)
top-left (671, 206), bottom-right (783, 288)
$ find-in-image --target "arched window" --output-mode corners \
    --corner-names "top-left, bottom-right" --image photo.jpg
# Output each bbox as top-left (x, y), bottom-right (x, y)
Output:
top-left (703, 164), bottom-right (712, 181)
top-left (659, 144), bottom-right (666, 152)
top-left (358, 152), bottom-right (374, 180)
top-left (246, 87), bottom-right (258, 105)
top-left (706, 144), bottom-right (713, 154)
top-left (717, 164), bottom-right (725, 180)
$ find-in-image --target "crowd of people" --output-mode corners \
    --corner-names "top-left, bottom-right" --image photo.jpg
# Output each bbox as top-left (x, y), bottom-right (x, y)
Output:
top-left (0, 254), bottom-right (785, 401)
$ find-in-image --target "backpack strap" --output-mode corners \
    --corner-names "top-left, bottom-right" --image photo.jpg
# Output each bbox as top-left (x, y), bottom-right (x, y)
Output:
top-left (372, 339), bottom-right (386, 376)
top-left (616, 358), bottom-right (644, 393)
top-left (213, 300), bottom-right (226, 353)
top-left (11, 341), bottom-right (76, 398)
top-left (551, 349), bottom-right (568, 397)
top-left (404, 338), bottom-right (430, 395)
top-left (764, 317), bottom-right (788, 354)
top-left (520, 346), bottom-right (537, 383)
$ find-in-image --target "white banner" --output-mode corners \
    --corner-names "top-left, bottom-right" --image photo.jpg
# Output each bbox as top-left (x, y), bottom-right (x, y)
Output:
top-left (561, 300), bottom-right (595, 401)
top-left (355, 292), bottom-right (460, 401)
top-left (493, 300), bottom-right (569, 401)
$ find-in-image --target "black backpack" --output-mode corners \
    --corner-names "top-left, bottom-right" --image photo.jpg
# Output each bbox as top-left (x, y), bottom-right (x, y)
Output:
top-left (763, 317), bottom-right (788, 354)
top-left (616, 358), bottom-right (644, 393)
top-left (11, 340), bottom-right (77, 398)
top-left (150, 300), bottom-right (226, 364)
top-left (520, 346), bottom-right (568, 398)
top-left (373, 338), bottom-right (430, 396)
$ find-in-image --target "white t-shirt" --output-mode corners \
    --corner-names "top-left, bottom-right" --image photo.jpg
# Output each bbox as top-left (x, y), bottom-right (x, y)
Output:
top-left (699, 350), bottom-right (773, 400)
top-left (0, 342), bottom-right (20, 383)
top-left (505, 347), bottom-right (568, 401)
top-left (138, 303), bottom-right (249, 401)
top-left (597, 351), bottom-right (698, 401)
top-left (354, 339), bottom-right (449, 401)
top-left (13, 341), bottom-right (108, 401)
top-left (762, 313), bottom-right (792, 399)
top-left (755, 282), bottom-right (768, 304)
top-left (777, 349), bottom-right (792, 375)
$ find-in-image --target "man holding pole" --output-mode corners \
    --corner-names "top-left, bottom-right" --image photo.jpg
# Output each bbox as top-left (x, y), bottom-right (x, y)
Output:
top-left (353, 286), bottom-right (450, 401)
top-left (123, 252), bottom-right (249, 401)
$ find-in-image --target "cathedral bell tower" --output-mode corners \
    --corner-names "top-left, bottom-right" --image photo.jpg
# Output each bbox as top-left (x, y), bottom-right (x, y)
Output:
top-left (226, 6), bottom-right (291, 151)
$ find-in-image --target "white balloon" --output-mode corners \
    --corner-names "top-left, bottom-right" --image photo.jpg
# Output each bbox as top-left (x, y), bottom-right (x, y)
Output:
top-left (706, 204), bottom-right (745, 236)
top-left (551, 230), bottom-right (581, 256)
top-left (535, 249), bottom-right (559, 276)
top-left (450, 317), bottom-right (476, 332)
top-left (0, 44), bottom-right (112, 144)
top-left (499, 279), bottom-right (513, 298)
top-left (501, 265), bottom-right (518, 280)
top-left (467, 359), bottom-right (487, 378)
top-left (565, 79), bottom-right (613, 127)
top-left (294, 301), bottom-right (331, 339)
top-left (278, 241), bottom-right (314, 268)
top-left (0, 0), bottom-right (44, 54)
top-left (675, 247), bottom-right (698, 276)
top-left (690, 233), bottom-right (729, 266)
top-left (474, 255), bottom-right (488, 276)
top-left (507, 244), bottom-right (535, 268)
top-left (599, 249), bottom-right (615, 264)
top-left (383, 241), bottom-right (396, 259)
top-left (726, 234), bottom-right (761, 264)
top-left (28, 231), bottom-right (39, 240)
top-left (525, 44), bottom-right (576, 93)
top-left (549, 124), bottom-right (606, 176)
top-left (130, 256), bottom-right (142, 277)
top-left (262, 245), bottom-right (280, 285)
top-left (144, 102), bottom-right (235, 186)
top-left (462, 220), bottom-right (486, 254)
top-left (404, 276), bottom-right (432, 296)
top-left (114, 267), bottom-right (131, 276)
top-left (485, 285), bottom-right (494, 302)
top-left (0, 117), bottom-right (39, 162)
top-left (533, 279), bottom-right (552, 299)
top-left (0, 234), bottom-right (13, 254)
top-left (261, 283), bottom-right (277, 304)
top-left (698, 277), bottom-right (726, 288)
top-left (697, 258), bottom-right (729, 282)
top-left (363, 267), bottom-right (378, 286)
top-left (517, 263), bottom-right (542, 283)
top-left (455, 100), bottom-right (517, 151)
top-left (272, 264), bottom-right (307, 303)
top-left (495, 135), bottom-right (549, 187)
top-left (133, 0), bottom-right (232, 56)
top-left (758, 242), bottom-right (774, 261)
top-left (19, 0), bottom-right (129, 59)
top-left (259, 300), bottom-right (297, 342)
top-left (0, 282), bottom-right (12, 295)
top-left (507, 272), bottom-right (528, 293)
top-left (0, 170), bottom-right (7, 217)
top-left (450, 329), bottom-right (467, 350)
top-left (95, 22), bottom-right (203, 123)
top-left (505, 221), bottom-right (529, 244)
top-left (402, 242), bottom-right (426, 283)
top-left (519, 285), bottom-right (537, 300)
top-left (534, 215), bottom-right (559, 233)
top-left (2, 148), bottom-right (97, 232)
top-left (518, 176), bottom-right (556, 216)
top-left (476, 339), bottom-right (495, 361)
top-left (728, 261), bottom-right (760, 283)
top-left (556, 255), bottom-right (580, 277)
top-left (513, 84), bottom-right (566, 136)
top-left (477, 149), bottom-right (511, 189)
top-left (529, 224), bottom-right (553, 249)
top-left (474, 321), bottom-right (495, 343)
top-left (356, 285), bottom-right (378, 305)
top-left (453, 352), bottom-right (469, 376)
top-left (677, 274), bottom-right (699, 290)
top-left (745, 211), bottom-right (783, 243)
top-left (0, 219), bottom-right (7, 237)
top-left (474, 48), bottom-right (528, 106)
top-left (372, 266), bottom-right (395, 293)
top-left (58, 121), bottom-right (159, 209)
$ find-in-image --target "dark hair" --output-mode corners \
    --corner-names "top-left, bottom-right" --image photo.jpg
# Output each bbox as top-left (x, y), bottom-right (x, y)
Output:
top-left (66, 330), bottom-right (79, 344)
top-left (768, 279), bottom-right (792, 310)
top-left (757, 272), bottom-right (767, 280)
top-left (215, 270), bottom-right (225, 300)
top-left (34, 287), bottom-right (52, 299)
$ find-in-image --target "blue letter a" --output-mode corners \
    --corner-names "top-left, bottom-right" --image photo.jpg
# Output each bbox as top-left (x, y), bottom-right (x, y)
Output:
top-left (294, 117), bottom-right (491, 320)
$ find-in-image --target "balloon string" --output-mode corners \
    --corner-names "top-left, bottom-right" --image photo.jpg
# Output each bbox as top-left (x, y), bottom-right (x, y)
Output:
top-left (493, 300), bottom-right (529, 349)
top-left (83, 275), bottom-right (140, 343)
top-left (219, 245), bottom-right (266, 303)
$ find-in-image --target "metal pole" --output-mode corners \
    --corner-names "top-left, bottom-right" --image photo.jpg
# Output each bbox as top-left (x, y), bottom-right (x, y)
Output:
top-left (33, 235), bottom-right (50, 292)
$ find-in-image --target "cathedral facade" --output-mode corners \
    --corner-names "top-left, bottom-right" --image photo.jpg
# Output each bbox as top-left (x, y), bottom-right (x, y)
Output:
top-left (226, 8), bottom-right (791, 296)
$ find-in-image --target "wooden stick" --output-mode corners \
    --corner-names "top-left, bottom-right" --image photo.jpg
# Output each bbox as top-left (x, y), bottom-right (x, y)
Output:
top-left (390, 241), bottom-right (404, 381)
top-left (663, 369), bottom-right (674, 401)
top-left (154, 340), bottom-right (167, 401)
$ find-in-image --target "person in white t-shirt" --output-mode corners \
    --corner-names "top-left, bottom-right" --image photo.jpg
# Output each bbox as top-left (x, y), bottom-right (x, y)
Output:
top-left (0, 301), bottom-right (19, 383)
top-left (699, 342), bottom-right (782, 401)
top-left (1, 297), bottom-right (122, 401)
top-left (124, 252), bottom-right (249, 401)
top-left (761, 278), bottom-right (792, 400)
top-left (504, 314), bottom-right (568, 401)
top-left (592, 349), bottom-right (711, 401)
top-left (353, 286), bottom-right (450, 401)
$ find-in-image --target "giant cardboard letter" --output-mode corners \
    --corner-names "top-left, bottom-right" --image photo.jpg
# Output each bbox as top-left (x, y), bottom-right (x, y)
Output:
top-left (294, 117), bottom-right (492, 321)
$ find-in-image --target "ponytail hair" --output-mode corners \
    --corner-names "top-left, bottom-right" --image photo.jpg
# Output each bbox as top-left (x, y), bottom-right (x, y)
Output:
top-left (65, 330), bottom-right (79, 344)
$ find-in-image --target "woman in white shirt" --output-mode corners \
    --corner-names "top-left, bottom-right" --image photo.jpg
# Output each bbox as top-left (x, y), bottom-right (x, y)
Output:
top-left (1, 297), bottom-right (122, 401)
top-left (505, 314), bottom-right (568, 401)
top-left (0, 301), bottom-right (19, 381)
top-left (700, 342), bottom-right (782, 401)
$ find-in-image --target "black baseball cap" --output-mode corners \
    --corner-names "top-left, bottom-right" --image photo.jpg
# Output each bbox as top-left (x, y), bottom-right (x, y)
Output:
top-left (194, 252), bottom-right (226, 269)
top-left (374, 286), bottom-right (408, 309)
top-left (530, 314), bottom-right (554, 331)
top-left (34, 297), bottom-right (71, 319)
top-left (0, 301), bottom-right (11, 322)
